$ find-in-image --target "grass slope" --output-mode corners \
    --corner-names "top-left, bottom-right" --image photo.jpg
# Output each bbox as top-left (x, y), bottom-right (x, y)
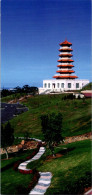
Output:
top-left (1, 149), bottom-right (35, 194)
top-left (28, 139), bottom-right (91, 194)
top-left (6, 94), bottom-right (91, 139)
top-left (1, 139), bottom-right (91, 194)
top-left (81, 82), bottom-right (92, 90)
top-left (1, 94), bottom-right (91, 194)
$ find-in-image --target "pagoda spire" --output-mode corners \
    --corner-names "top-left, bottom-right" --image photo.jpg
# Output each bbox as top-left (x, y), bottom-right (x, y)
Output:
top-left (53, 39), bottom-right (78, 79)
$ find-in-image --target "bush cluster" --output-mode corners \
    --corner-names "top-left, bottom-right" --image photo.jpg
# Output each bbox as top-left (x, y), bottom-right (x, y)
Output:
top-left (19, 169), bottom-right (33, 174)
top-left (1, 85), bottom-right (38, 97)
top-left (62, 94), bottom-right (75, 100)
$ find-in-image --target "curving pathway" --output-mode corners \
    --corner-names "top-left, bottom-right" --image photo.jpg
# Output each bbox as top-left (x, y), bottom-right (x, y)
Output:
top-left (18, 147), bottom-right (45, 171)
top-left (18, 143), bottom-right (52, 194)
top-left (29, 172), bottom-right (52, 194)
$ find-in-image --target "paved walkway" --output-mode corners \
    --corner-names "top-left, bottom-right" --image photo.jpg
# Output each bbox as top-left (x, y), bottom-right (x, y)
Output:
top-left (18, 144), bottom-right (52, 194)
top-left (18, 147), bottom-right (45, 171)
top-left (29, 172), bottom-right (52, 194)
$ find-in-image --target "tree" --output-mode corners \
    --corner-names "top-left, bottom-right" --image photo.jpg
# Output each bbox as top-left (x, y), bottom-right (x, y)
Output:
top-left (22, 85), bottom-right (38, 95)
top-left (30, 87), bottom-right (38, 95)
top-left (22, 85), bottom-right (31, 93)
top-left (40, 112), bottom-right (63, 156)
top-left (1, 89), bottom-right (13, 97)
top-left (1, 122), bottom-right (14, 159)
top-left (14, 86), bottom-right (22, 93)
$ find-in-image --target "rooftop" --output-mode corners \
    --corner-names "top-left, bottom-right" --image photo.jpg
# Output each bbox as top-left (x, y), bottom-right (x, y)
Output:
top-left (59, 39), bottom-right (72, 46)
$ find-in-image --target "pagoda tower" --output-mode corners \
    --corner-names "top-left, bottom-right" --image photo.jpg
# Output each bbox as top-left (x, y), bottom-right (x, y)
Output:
top-left (53, 39), bottom-right (78, 79)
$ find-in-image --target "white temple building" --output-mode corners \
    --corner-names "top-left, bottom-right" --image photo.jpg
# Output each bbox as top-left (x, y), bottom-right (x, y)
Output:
top-left (39, 39), bottom-right (89, 94)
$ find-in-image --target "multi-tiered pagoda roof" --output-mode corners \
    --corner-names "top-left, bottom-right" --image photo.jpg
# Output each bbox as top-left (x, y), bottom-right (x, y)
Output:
top-left (53, 39), bottom-right (78, 79)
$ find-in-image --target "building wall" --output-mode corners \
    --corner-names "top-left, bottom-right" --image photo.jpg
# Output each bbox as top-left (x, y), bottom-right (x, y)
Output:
top-left (42, 79), bottom-right (89, 92)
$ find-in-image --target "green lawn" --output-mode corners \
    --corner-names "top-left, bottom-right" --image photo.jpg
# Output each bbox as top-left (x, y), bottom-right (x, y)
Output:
top-left (1, 94), bottom-right (91, 194)
top-left (1, 149), bottom-right (35, 194)
top-left (7, 94), bottom-right (91, 139)
top-left (1, 168), bottom-right (33, 194)
top-left (28, 139), bottom-right (91, 194)
top-left (1, 139), bottom-right (91, 194)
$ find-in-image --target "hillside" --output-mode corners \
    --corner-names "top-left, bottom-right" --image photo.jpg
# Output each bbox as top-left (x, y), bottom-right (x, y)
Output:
top-left (81, 82), bottom-right (92, 91)
top-left (3, 94), bottom-right (90, 139)
top-left (1, 94), bottom-right (91, 195)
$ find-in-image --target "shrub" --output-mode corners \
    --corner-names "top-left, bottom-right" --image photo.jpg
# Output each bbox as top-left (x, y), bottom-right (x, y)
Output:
top-left (19, 169), bottom-right (33, 174)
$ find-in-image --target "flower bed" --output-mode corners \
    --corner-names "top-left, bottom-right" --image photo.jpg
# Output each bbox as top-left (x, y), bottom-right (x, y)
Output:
top-left (19, 169), bottom-right (33, 174)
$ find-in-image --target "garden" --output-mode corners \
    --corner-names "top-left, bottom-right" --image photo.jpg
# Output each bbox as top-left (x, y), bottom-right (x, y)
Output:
top-left (1, 92), bottom-right (91, 194)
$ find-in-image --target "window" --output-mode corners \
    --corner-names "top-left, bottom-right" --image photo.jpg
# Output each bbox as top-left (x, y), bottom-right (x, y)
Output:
top-left (44, 83), bottom-right (47, 88)
top-left (76, 83), bottom-right (79, 88)
top-left (61, 83), bottom-right (64, 88)
top-left (52, 83), bottom-right (55, 88)
top-left (48, 83), bottom-right (50, 88)
top-left (57, 83), bottom-right (60, 88)
top-left (68, 83), bottom-right (71, 88)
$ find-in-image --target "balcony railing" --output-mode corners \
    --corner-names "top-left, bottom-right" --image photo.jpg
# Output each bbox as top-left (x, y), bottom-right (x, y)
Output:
top-left (59, 57), bottom-right (71, 60)
top-left (58, 68), bottom-right (70, 71)
top-left (60, 46), bottom-right (71, 49)
top-left (54, 74), bottom-right (70, 76)
top-left (60, 52), bottom-right (71, 54)
top-left (59, 63), bottom-right (72, 65)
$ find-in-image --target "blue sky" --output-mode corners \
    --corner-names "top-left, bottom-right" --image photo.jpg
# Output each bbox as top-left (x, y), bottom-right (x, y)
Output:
top-left (1, 0), bottom-right (91, 88)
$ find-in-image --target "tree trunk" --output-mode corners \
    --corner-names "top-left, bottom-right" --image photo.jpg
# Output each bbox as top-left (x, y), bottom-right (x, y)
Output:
top-left (5, 148), bottom-right (8, 159)
top-left (52, 151), bottom-right (56, 157)
top-left (49, 143), bottom-right (56, 157)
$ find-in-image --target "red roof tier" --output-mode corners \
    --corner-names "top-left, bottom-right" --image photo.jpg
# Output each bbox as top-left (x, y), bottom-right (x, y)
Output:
top-left (57, 59), bottom-right (74, 62)
top-left (57, 64), bottom-right (74, 68)
top-left (53, 75), bottom-right (78, 79)
top-left (59, 48), bottom-right (73, 51)
top-left (59, 54), bottom-right (73, 57)
top-left (59, 40), bottom-right (72, 46)
top-left (56, 70), bottom-right (75, 73)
